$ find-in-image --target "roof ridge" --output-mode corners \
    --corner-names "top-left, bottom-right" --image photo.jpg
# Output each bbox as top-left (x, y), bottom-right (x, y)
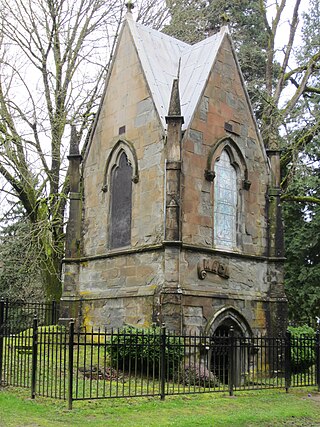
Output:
top-left (131, 19), bottom-right (190, 49)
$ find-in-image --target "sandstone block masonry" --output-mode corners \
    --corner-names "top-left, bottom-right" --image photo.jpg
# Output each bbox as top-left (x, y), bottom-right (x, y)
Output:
top-left (62, 14), bottom-right (287, 337)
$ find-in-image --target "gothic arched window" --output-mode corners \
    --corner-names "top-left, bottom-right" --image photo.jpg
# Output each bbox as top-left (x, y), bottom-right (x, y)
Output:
top-left (110, 151), bottom-right (133, 249)
top-left (214, 150), bottom-right (237, 248)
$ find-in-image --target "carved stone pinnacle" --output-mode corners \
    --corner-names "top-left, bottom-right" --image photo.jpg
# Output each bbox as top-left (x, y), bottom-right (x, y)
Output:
top-left (125, 1), bottom-right (134, 13)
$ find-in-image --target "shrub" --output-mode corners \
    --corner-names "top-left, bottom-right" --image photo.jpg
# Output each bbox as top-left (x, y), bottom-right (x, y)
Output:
top-left (107, 326), bottom-right (184, 377)
top-left (287, 325), bottom-right (316, 373)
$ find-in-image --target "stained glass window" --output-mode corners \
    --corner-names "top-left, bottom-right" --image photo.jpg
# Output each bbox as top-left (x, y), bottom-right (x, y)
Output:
top-left (110, 152), bottom-right (132, 249)
top-left (214, 150), bottom-right (237, 248)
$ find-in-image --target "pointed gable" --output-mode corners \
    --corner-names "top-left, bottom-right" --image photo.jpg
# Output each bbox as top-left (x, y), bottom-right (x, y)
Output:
top-left (179, 28), bottom-right (228, 129)
top-left (127, 17), bottom-right (187, 128)
top-left (127, 16), bottom-right (227, 131)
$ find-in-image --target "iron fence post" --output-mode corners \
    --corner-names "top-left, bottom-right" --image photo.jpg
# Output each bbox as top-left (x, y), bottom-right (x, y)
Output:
top-left (4, 299), bottom-right (8, 326)
top-left (31, 315), bottom-right (38, 399)
top-left (285, 331), bottom-right (291, 393)
top-left (0, 299), bottom-right (4, 385)
top-left (316, 329), bottom-right (320, 392)
top-left (160, 323), bottom-right (166, 401)
top-left (228, 327), bottom-right (235, 396)
top-left (51, 300), bottom-right (56, 325)
top-left (68, 320), bottom-right (75, 410)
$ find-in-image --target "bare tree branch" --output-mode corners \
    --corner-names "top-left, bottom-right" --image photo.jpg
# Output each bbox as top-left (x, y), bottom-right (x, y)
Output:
top-left (0, 0), bottom-right (126, 299)
top-left (281, 194), bottom-right (320, 205)
top-left (273, 0), bottom-right (301, 104)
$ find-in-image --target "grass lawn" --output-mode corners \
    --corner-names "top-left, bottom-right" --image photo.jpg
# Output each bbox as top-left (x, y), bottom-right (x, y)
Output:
top-left (0, 387), bottom-right (319, 426)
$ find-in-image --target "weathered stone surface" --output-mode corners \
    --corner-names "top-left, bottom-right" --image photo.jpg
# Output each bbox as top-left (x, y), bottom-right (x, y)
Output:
top-left (135, 98), bottom-right (155, 128)
top-left (62, 20), bottom-right (286, 337)
top-left (199, 96), bottom-right (209, 122)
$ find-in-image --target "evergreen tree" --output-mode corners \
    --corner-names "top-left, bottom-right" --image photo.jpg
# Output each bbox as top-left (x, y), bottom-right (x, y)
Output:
top-left (0, 207), bottom-right (45, 301)
top-left (283, 164), bottom-right (320, 323)
top-left (164, 0), bottom-right (268, 116)
top-left (281, 0), bottom-right (320, 323)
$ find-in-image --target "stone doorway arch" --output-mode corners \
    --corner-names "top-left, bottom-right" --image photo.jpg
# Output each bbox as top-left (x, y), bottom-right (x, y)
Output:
top-left (205, 306), bottom-right (252, 337)
top-left (205, 307), bottom-right (253, 385)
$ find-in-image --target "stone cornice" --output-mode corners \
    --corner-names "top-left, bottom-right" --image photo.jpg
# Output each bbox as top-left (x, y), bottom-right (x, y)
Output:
top-left (63, 241), bottom-right (286, 264)
top-left (181, 243), bottom-right (285, 262)
top-left (63, 243), bottom-right (163, 263)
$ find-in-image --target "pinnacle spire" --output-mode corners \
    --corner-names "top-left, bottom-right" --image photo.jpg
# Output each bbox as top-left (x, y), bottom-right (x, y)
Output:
top-left (166, 79), bottom-right (184, 122)
top-left (125, 1), bottom-right (134, 14)
top-left (69, 125), bottom-right (80, 157)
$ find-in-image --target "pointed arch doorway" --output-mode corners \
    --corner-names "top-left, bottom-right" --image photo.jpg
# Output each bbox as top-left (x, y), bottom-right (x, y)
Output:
top-left (206, 307), bottom-right (253, 386)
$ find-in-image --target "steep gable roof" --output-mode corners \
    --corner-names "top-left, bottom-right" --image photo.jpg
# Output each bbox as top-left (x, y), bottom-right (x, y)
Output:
top-left (127, 15), bottom-right (228, 131)
top-left (179, 31), bottom-right (227, 129)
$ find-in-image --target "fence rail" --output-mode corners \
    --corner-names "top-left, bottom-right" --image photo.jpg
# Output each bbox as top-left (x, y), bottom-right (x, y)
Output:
top-left (1, 298), bottom-right (59, 334)
top-left (0, 299), bottom-right (319, 409)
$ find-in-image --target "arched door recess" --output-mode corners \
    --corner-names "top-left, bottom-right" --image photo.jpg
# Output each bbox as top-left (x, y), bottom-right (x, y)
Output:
top-left (206, 307), bottom-right (252, 385)
top-left (206, 307), bottom-right (252, 337)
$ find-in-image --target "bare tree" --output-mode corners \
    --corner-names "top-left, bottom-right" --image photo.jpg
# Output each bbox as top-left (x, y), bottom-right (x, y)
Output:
top-left (0, 0), bottom-right (125, 299)
top-left (0, 0), bottom-right (170, 300)
top-left (135, 0), bottom-right (170, 28)
top-left (258, 0), bottom-right (320, 203)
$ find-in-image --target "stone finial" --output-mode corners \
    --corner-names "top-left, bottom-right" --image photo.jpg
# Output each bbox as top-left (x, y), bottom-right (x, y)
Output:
top-left (268, 131), bottom-right (280, 151)
top-left (69, 125), bottom-right (79, 156)
top-left (125, 1), bottom-right (135, 13)
top-left (168, 79), bottom-right (181, 116)
top-left (220, 13), bottom-right (230, 26)
top-left (166, 79), bottom-right (184, 123)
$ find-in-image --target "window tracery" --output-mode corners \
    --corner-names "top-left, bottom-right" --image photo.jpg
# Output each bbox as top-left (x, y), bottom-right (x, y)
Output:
top-left (214, 150), bottom-right (237, 248)
top-left (205, 137), bottom-right (250, 250)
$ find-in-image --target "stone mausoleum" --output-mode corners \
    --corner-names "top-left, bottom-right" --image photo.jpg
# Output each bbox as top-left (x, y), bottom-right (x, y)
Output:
top-left (62, 8), bottom-right (287, 337)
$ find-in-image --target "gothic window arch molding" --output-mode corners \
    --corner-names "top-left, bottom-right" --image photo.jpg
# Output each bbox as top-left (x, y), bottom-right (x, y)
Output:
top-left (205, 306), bottom-right (253, 337)
top-left (205, 137), bottom-right (251, 250)
top-left (102, 139), bottom-right (139, 193)
top-left (103, 140), bottom-right (139, 249)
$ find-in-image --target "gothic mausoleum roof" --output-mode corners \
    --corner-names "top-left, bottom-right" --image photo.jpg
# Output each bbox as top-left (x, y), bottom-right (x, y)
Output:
top-left (126, 15), bottom-right (229, 131)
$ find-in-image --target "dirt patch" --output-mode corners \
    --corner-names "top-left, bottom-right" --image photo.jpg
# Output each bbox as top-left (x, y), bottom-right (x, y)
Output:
top-left (302, 392), bottom-right (320, 403)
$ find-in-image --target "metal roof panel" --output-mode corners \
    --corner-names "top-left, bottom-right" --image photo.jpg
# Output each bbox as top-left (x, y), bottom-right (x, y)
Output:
top-left (127, 17), bottom-right (227, 130)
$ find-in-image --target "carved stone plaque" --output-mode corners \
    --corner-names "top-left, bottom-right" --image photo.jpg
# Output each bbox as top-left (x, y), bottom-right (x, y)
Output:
top-left (197, 259), bottom-right (229, 280)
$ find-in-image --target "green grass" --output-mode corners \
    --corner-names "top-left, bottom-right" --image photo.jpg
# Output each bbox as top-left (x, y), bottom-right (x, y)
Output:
top-left (0, 386), bottom-right (319, 426)
top-left (2, 328), bottom-right (319, 425)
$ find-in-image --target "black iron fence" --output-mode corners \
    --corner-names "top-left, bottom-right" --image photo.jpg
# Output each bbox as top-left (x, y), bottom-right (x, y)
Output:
top-left (1, 298), bottom-right (59, 334)
top-left (0, 299), bottom-right (319, 409)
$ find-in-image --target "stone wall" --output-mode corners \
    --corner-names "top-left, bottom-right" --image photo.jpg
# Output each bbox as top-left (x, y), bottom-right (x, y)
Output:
top-left (81, 24), bottom-right (166, 258)
top-left (77, 251), bottom-right (163, 296)
top-left (62, 24), bottom-right (286, 337)
top-left (181, 37), bottom-right (269, 256)
top-left (79, 295), bottom-right (156, 330)
top-left (74, 250), bottom-right (164, 329)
